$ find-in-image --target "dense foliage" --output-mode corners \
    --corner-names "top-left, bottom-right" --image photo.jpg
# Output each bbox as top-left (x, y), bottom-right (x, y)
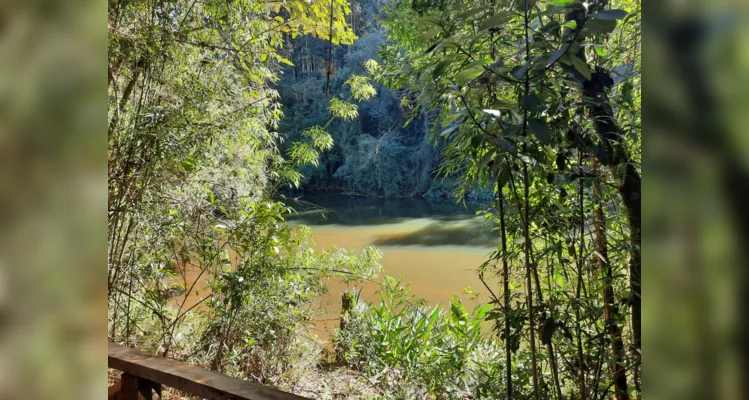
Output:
top-left (370, 0), bottom-right (642, 398)
top-left (275, 0), bottom-right (445, 198)
top-left (108, 0), bottom-right (641, 398)
top-left (334, 277), bottom-right (510, 398)
top-left (107, 0), bottom-right (383, 391)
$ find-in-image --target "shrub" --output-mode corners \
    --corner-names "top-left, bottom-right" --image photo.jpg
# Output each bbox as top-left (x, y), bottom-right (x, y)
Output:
top-left (333, 276), bottom-right (506, 399)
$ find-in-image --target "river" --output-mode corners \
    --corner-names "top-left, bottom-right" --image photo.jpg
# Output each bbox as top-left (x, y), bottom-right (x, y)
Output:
top-left (283, 193), bottom-right (499, 343)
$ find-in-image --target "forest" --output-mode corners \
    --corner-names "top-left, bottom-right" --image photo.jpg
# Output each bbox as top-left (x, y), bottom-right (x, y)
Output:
top-left (108, 0), bottom-right (641, 398)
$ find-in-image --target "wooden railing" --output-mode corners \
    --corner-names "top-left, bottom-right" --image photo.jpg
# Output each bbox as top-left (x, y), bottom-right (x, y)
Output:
top-left (108, 342), bottom-right (311, 400)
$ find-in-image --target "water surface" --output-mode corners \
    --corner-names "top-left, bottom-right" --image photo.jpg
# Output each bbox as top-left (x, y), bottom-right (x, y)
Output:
top-left (283, 193), bottom-right (499, 342)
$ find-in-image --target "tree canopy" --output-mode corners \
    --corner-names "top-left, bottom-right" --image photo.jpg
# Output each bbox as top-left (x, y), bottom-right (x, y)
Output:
top-left (108, 0), bottom-right (641, 397)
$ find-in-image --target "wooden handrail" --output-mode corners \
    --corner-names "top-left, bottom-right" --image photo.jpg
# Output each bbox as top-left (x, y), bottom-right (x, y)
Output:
top-left (108, 342), bottom-right (312, 400)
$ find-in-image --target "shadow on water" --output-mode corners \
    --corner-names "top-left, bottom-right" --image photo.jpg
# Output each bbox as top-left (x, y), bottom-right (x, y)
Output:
top-left (281, 192), bottom-right (484, 227)
top-left (370, 219), bottom-right (498, 247)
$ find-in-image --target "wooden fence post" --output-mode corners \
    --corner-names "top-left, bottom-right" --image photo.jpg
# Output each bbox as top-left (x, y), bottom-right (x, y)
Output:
top-left (121, 373), bottom-right (161, 400)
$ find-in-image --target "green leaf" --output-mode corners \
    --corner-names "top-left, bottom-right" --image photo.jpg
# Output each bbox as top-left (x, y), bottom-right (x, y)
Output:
top-left (561, 20), bottom-right (577, 30)
top-left (471, 135), bottom-right (483, 149)
top-left (511, 64), bottom-right (529, 80)
top-left (581, 18), bottom-right (617, 36)
top-left (455, 67), bottom-right (484, 86)
top-left (497, 165), bottom-right (511, 188)
top-left (414, 16), bottom-right (441, 27)
top-left (434, 37), bottom-right (460, 51)
top-left (540, 21), bottom-right (560, 33)
top-left (548, 0), bottom-right (579, 5)
top-left (423, 42), bottom-right (440, 54)
top-left (442, 113), bottom-right (462, 126)
top-left (440, 125), bottom-right (459, 138)
top-left (523, 95), bottom-right (542, 112)
top-left (420, 28), bottom-right (442, 42)
top-left (474, 303), bottom-right (491, 321)
top-left (464, 57), bottom-right (493, 69)
top-left (491, 99), bottom-right (518, 110)
top-left (457, 7), bottom-right (486, 20)
top-left (514, 0), bottom-right (537, 11)
top-left (492, 137), bottom-right (517, 154)
top-left (478, 11), bottom-right (516, 31)
top-left (547, 47), bottom-right (567, 66)
top-left (593, 44), bottom-right (607, 57)
top-left (590, 9), bottom-right (628, 20)
top-left (478, 151), bottom-right (495, 170)
top-left (570, 56), bottom-right (592, 80)
top-left (433, 59), bottom-right (452, 80)
top-left (529, 118), bottom-right (552, 144)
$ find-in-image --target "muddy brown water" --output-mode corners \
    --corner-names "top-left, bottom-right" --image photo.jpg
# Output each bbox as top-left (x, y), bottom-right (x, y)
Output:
top-left (172, 194), bottom-right (501, 344)
top-left (284, 194), bottom-right (499, 344)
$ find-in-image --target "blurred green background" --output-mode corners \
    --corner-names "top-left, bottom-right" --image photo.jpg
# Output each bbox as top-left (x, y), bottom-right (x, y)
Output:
top-left (1, 0), bottom-right (748, 398)
top-left (644, 0), bottom-right (749, 399)
top-left (0, 0), bottom-right (107, 399)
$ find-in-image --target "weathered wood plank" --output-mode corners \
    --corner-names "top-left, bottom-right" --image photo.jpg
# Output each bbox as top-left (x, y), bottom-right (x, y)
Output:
top-left (108, 342), bottom-right (311, 400)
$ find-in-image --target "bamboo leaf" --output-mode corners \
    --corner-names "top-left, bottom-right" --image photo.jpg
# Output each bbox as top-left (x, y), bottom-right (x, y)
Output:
top-left (492, 137), bottom-right (517, 154)
top-left (478, 151), bottom-right (495, 170)
top-left (457, 7), bottom-right (486, 20)
top-left (420, 28), bottom-right (442, 42)
top-left (570, 56), bottom-right (592, 80)
top-left (433, 59), bottom-right (452, 80)
top-left (511, 64), bottom-right (529, 80)
top-left (478, 11), bottom-right (517, 31)
top-left (455, 67), bottom-right (484, 86)
top-left (414, 16), bottom-right (441, 27)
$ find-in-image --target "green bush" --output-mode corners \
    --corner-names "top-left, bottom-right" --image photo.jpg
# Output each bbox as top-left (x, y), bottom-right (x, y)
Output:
top-left (333, 276), bottom-right (506, 399)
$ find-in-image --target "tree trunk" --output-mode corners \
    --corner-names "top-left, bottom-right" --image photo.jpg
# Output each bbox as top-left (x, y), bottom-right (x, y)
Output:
top-left (592, 159), bottom-right (629, 400)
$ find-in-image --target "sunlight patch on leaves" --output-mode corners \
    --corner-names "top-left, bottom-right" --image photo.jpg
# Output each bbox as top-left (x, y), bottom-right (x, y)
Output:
top-left (329, 98), bottom-right (359, 120)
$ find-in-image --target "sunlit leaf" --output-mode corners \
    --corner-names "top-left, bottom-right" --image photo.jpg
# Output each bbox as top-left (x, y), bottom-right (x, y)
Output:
top-left (443, 113), bottom-right (463, 126)
top-left (455, 67), bottom-right (484, 86)
top-left (548, 0), bottom-right (579, 5)
top-left (478, 150), bottom-right (495, 170)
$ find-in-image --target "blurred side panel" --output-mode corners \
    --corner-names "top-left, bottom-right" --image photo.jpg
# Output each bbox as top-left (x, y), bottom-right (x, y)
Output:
top-left (644, 0), bottom-right (748, 399)
top-left (0, 0), bottom-right (107, 399)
